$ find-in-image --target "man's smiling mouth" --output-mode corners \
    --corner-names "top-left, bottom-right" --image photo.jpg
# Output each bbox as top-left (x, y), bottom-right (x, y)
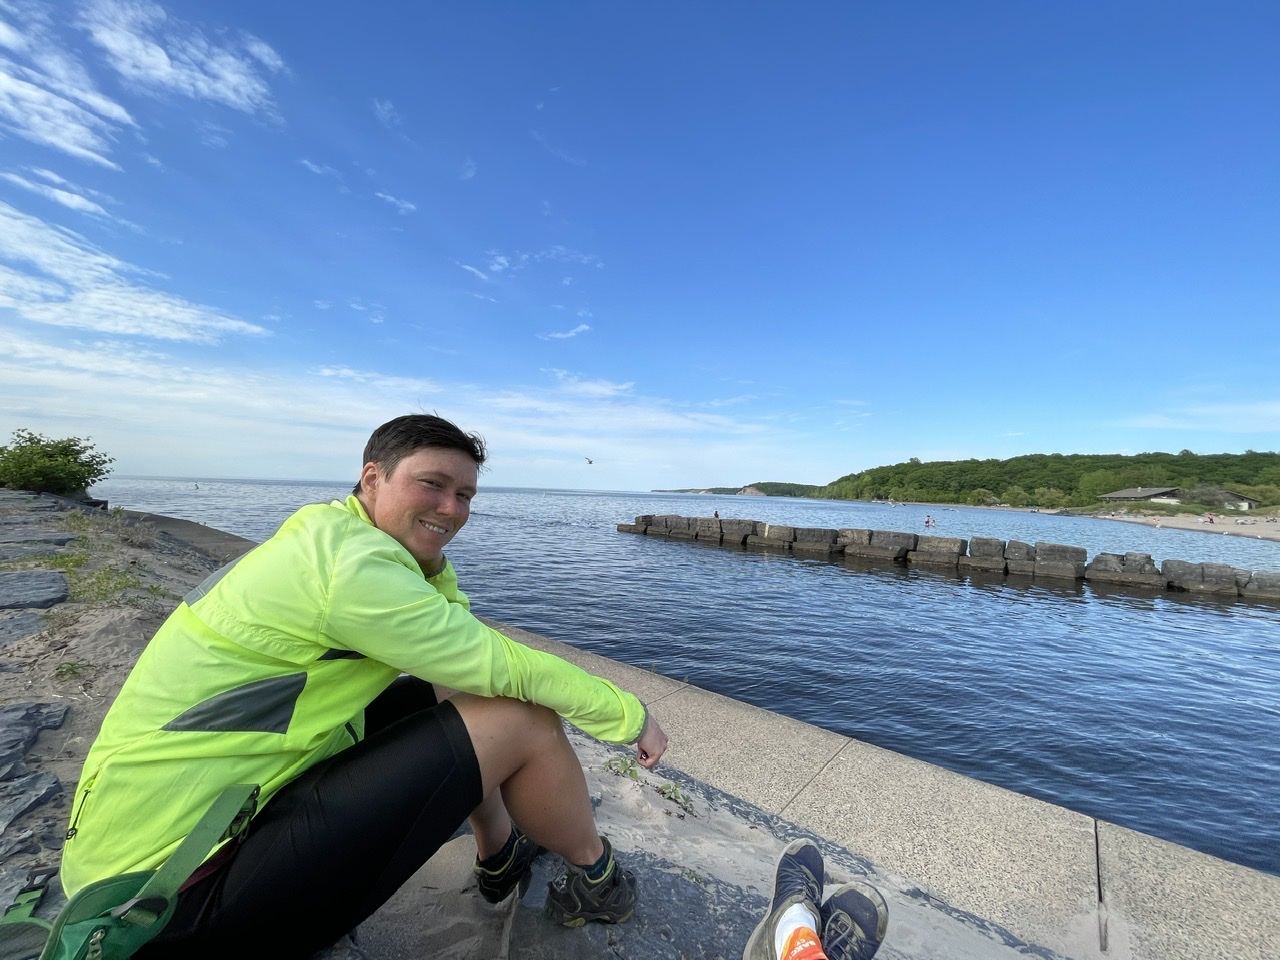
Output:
top-left (419, 520), bottom-right (448, 534)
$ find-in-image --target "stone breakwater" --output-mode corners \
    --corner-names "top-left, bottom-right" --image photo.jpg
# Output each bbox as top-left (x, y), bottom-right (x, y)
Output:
top-left (618, 514), bottom-right (1280, 602)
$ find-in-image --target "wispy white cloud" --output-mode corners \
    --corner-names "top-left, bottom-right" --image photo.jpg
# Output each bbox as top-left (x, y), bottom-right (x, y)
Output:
top-left (455, 261), bottom-right (489, 282)
top-left (0, 0), bottom-right (284, 170)
top-left (1123, 403), bottom-right (1280, 434)
top-left (197, 120), bottom-right (229, 148)
top-left (707, 394), bottom-right (758, 408)
top-left (374, 190), bottom-right (415, 214)
top-left (0, 170), bottom-right (110, 216)
top-left (0, 51), bottom-right (129, 168)
top-left (531, 129), bottom-right (585, 167)
top-left (543, 369), bottom-right (632, 397)
top-left (539, 323), bottom-right (591, 341)
top-left (300, 158), bottom-right (341, 178)
top-left (77, 0), bottom-right (285, 116)
top-left (460, 156), bottom-right (476, 180)
top-left (481, 244), bottom-right (602, 274)
top-left (372, 98), bottom-right (399, 128)
top-left (0, 199), bottom-right (267, 342)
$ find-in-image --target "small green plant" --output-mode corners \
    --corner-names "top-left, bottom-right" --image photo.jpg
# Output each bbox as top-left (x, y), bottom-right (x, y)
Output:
top-left (53, 659), bottom-right (96, 683)
top-left (604, 755), bottom-right (640, 780)
top-left (70, 565), bottom-right (142, 602)
top-left (0, 429), bottom-right (114, 497)
top-left (47, 551), bottom-right (90, 572)
top-left (655, 781), bottom-right (694, 813)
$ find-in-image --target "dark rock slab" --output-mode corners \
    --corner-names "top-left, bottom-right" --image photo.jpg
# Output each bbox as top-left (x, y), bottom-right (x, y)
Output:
top-left (0, 703), bottom-right (69, 780)
top-left (0, 772), bottom-right (62, 837)
top-left (0, 611), bottom-right (47, 651)
top-left (0, 571), bottom-right (70, 610)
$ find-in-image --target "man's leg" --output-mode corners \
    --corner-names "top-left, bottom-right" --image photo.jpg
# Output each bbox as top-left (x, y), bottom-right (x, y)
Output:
top-left (449, 692), bottom-right (603, 866)
top-left (450, 693), bottom-right (637, 926)
top-left (139, 697), bottom-right (483, 960)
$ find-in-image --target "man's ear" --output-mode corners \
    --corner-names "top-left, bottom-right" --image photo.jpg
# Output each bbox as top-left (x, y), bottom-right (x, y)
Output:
top-left (358, 461), bottom-right (379, 495)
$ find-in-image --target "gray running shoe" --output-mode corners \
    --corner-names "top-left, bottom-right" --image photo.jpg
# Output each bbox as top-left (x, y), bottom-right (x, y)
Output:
top-left (544, 836), bottom-right (637, 926)
top-left (473, 826), bottom-right (544, 903)
top-left (742, 838), bottom-right (825, 960)
top-left (820, 881), bottom-right (889, 960)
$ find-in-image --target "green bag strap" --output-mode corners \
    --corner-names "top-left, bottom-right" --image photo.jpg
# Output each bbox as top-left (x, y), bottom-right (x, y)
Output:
top-left (111, 783), bottom-right (259, 928)
top-left (1, 868), bottom-right (57, 923)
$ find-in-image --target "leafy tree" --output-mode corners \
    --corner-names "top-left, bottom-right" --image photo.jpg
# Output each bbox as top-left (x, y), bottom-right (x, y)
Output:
top-left (1032, 487), bottom-right (1069, 509)
top-left (0, 429), bottom-right (114, 497)
top-left (968, 487), bottom-right (996, 506)
top-left (1002, 485), bottom-right (1030, 507)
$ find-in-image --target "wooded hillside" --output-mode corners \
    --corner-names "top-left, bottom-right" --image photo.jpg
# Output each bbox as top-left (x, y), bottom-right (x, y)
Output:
top-left (813, 451), bottom-right (1280, 509)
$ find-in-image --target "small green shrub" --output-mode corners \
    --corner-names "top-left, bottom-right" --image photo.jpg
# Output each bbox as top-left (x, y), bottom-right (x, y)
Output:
top-left (656, 781), bottom-right (694, 813)
top-left (53, 659), bottom-right (96, 682)
top-left (70, 565), bottom-right (142, 602)
top-left (604, 755), bottom-right (640, 780)
top-left (0, 429), bottom-right (114, 497)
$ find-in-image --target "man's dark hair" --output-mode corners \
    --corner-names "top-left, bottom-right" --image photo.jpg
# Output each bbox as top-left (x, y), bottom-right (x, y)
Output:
top-left (352, 414), bottom-right (487, 493)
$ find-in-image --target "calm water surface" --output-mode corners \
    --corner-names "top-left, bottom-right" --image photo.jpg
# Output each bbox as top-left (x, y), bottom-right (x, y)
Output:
top-left (93, 477), bottom-right (1280, 877)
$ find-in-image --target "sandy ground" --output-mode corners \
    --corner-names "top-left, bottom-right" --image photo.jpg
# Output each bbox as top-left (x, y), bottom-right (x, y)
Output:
top-left (1089, 510), bottom-right (1280, 542)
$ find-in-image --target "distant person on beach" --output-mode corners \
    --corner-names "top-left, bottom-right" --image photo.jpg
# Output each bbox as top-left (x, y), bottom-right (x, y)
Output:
top-left (744, 838), bottom-right (888, 960)
top-left (61, 413), bottom-right (668, 959)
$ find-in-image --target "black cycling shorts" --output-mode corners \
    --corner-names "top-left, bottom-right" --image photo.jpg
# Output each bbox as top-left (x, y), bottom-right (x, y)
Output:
top-left (137, 676), bottom-right (482, 960)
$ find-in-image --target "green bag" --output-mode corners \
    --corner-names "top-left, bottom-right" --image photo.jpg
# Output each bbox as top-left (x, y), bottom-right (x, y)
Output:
top-left (0, 784), bottom-right (258, 960)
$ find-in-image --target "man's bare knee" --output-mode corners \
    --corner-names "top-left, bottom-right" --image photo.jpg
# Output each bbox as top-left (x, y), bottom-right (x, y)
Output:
top-left (452, 695), bottom-right (565, 789)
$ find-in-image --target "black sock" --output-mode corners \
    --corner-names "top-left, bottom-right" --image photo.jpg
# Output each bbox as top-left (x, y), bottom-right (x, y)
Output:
top-left (580, 844), bottom-right (611, 881)
top-left (479, 826), bottom-right (518, 868)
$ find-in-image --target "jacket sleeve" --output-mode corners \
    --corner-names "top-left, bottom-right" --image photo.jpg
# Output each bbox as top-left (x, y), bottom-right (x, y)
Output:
top-left (321, 524), bottom-right (645, 744)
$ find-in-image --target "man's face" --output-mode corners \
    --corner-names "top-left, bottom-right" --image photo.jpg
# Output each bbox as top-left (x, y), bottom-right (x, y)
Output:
top-left (358, 446), bottom-right (478, 571)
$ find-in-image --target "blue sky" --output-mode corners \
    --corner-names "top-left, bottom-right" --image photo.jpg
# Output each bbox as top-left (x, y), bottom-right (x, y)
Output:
top-left (1, 1), bottom-right (1276, 491)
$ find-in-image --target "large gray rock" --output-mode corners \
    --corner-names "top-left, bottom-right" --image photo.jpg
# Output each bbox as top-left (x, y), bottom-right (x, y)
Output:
top-left (836, 528), bottom-right (871, 547)
top-left (0, 611), bottom-right (46, 651)
top-left (909, 536), bottom-right (967, 568)
top-left (871, 530), bottom-right (918, 550)
top-left (0, 571), bottom-right (69, 610)
top-left (1085, 552), bottom-right (1165, 589)
top-left (968, 537), bottom-right (1006, 558)
top-left (1033, 542), bottom-right (1086, 580)
top-left (0, 703), bottom-right (69, 781)
top-left (694, 518), bottom-right (722, 542)
top-left (745, 535), bottom-right (791, 551)
top-left (760, 524), bottom-right (795, 542)
top-left (1162, 560), bottom-right (1240, 596)
top-left (720, 519), bottom-right (758, 544)
top-left (959, 554), bottom-right (1008, 574)
top-left (1244, 571), bottom-right (1280, 600)
top-left (1004, 541), bottom-right (1035, 561)
top-left (791, 527), bottom-right (839, 556)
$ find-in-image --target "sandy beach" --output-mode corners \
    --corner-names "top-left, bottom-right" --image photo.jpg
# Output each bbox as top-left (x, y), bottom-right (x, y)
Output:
top-left (1088, 510), bottom-right (1280, 542)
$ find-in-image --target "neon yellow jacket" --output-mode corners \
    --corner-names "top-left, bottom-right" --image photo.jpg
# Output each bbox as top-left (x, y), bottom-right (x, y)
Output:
top-left (61, 495), bottom-right (645, 895)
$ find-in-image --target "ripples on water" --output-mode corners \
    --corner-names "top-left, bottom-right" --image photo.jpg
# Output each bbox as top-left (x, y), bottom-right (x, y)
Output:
top-left (93, 478), bottom-right (1280, 876)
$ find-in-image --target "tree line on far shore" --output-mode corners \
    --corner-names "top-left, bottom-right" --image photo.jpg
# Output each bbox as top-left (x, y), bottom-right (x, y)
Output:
top-left (666, 451), bottom-right (1280, 511)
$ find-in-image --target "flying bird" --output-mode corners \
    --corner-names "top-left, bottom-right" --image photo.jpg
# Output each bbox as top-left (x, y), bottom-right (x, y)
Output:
top-left (585, 458), bottom-right (594, 464)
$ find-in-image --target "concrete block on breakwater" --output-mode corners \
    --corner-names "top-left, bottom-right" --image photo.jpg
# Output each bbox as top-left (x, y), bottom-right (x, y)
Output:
top-left (620, 515), bottom-right (1280, 602)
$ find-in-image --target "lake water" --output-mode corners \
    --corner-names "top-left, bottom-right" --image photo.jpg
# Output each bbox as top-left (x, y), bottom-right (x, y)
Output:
top-left (92, 476), bottom-right (1280, 877)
